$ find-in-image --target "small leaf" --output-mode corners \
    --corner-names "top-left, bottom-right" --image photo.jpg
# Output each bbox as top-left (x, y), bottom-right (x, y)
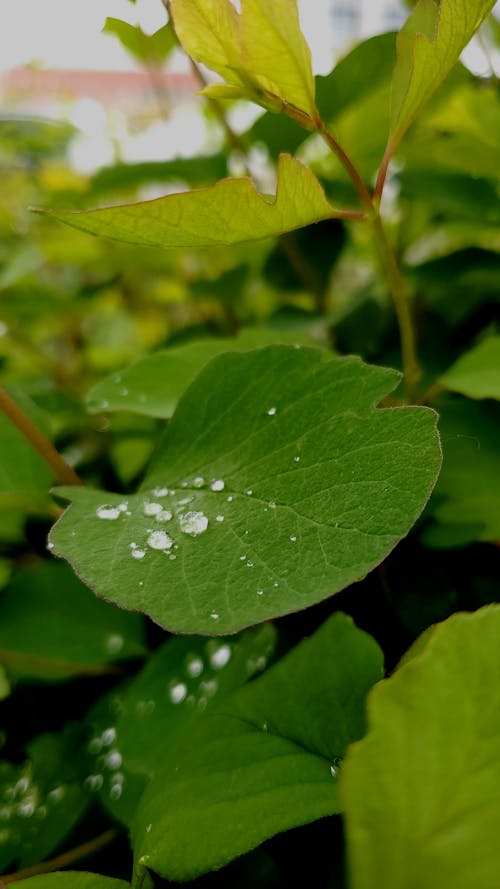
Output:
top-left (103, 18), bottom-right (175, 66)
top-left (86, 328), bottom-right (320, 418)
top-left (171, 0), bottom-right (315, 117)
top-left (342, 605), bottom-right (500, 889)
top-left (85, 624), bottom-right (276, 825)
top-left (38, 155), bottom-right (338, 250)
top-left (390, 0), bottom-right (496, 147)
top-left (440, 336), bottom-right (500, 400)
top-left (0, 562), bottom-right (146, 680)
top-left (16, 875), bottom-right (129, 889)
top-left (132, 613), bottom-right (383, 881)
top-left (50, 347), bottom-right (441, 635)
top-left (0, 726), bottom-right (91, 871)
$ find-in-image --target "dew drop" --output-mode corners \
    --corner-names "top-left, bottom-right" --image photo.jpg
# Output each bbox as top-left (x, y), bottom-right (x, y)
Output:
top-left (147, 530), bottom-right (173, 551)
top-left (179, 511), bottom-right (209, 537)
top-left (130, 543), bottom-right (146, 560)
top-left (85, 774), bottom-right (104, 792)
top-left (210, 612), bottom-right (220, 621)
top-left (105, 750), bottom-right (122, 770)
top-left (109, 783), bottom-right (122, 800)
top-left (290, 535), bottom-right (297, 543)
top-left (146, 823), bottom-right (153, 833)
top-left (246, 561), bottom-right (254, 568)
top-left (330, 765), bottom-right (337, 778)
top-left (216, 515), bottom-right (225, 523)
top-left (227, 495), bottom-right (234, 503)
top-left (257, 589), bottom-right (264, 596)
top-left (294, 456), bottom-right (301, 463)
top-left (186, 655), bottom-right (204, 678)
top-left (273, 581), bottom-right (279, 588)
top-left (210, 479), bottom-right (225, 492)
top-left (193, 476), bottom-right (205, 488)
top-left (245, 489), bottom-right (253, 496)
top-left (143, 501), bottom-right (163, 517)
top-left (240, 554), bottom-right (246, 561)
top-left (267, 406), bottom-right (277, 416)
top-left (47, 541), bottom-right (54, 551)
top-left (168, 681), bottom-right (187, 704)
top-left (269, 501), bottom-right (276, 509)
top-left (102, 728), bottom-right (117, 746)
top-left (96, 505), bottom-right (121, 520)
top-left (106, 634), bottom-right (124, 655)
top-left (209, 644), bottom-right (232, 670)
top-left (17, 801), bottom-right (35, 818)
top-left (152, 486), bottom-right (169, 497)
top-left (157, 509), bottom-right (172, 522)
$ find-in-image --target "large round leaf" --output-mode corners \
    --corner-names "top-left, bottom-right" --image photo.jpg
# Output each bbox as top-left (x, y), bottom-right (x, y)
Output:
top-left (50, 347), bottom-right (441, 634)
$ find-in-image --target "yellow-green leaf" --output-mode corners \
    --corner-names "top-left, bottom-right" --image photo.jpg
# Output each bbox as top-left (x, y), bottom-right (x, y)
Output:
top-left (171, 0), bottom-right (315, 116)
top-left (391, 0), bottom-right (496, 146)
top-left (40, 155), bottom-right (337, 250)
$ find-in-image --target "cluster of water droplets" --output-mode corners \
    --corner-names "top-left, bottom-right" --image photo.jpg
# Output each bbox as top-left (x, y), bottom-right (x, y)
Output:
top-left (86, 726), bottom-right (124, 803)
top-left (0, 766), bottom-right (68, 848)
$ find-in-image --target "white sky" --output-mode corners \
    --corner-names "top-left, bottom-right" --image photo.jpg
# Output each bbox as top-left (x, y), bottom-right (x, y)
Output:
top-left (0, 0), bottom-right (335, 74)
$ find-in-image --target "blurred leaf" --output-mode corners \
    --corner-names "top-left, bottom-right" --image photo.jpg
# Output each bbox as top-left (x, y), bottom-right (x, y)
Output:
top-left (50, 347), bottom-right (440, 635)
top-left (85, 624), bottom-right (276, 825)
top-left (89, 155), bottom-right (228, 197)
top-left (390, 0), bottom-right (496, 148)
top-left (40, 155), bottom-right (340, 249)
top-left (0, 726), bottom-right (90, 871)
top-left (263, 220), bottom-right (346, 294)
top-left (0, 562), bottom-right (146, 681)
top-left (440, 336), bottom-right (500, 400)
top-left (424, 398), bottom-right (500, 547)
top-left (86, 328), bottom-right (320, 418)
top-left (103, 19), bottom-right (175, 65)
top-left (132, 613), bottom-right (383, 881)
top-left (16, 876), bottom-right (129, 889)
top-left (342, 606), bottom-right (500, 889)
top-left (0, 388), bottom-right (52, 500)
top-left (0, 666), bottom-right (10, 701)
top-left (171, 0), bottom-right (315, 116)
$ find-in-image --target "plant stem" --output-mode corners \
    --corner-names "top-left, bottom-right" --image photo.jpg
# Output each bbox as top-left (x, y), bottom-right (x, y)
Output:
top-left (0, 388), bottom-right (84, 487)
top-left (371, 216), bottom-right (421, 398)
top-left (0, 829), bottom-right (118, 885)
top-left (315, 116), bottom-right (420, 398)
top-left (314, 117), bottom-right (373, 214)
top-left (373, 142), bottom-right (394, 207)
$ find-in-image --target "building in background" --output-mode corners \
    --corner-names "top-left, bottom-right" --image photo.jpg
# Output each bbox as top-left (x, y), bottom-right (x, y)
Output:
top-left (329, 0), bottom-right (406, 50)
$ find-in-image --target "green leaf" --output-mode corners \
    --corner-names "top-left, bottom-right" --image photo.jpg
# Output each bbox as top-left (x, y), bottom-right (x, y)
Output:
top-left (0, 665), bottom-right (10, 700)
top-left (103, 18), bottom-right (175, 65)
top-left (171, 0), bottom-right (315, 117)
top-left (342, 605), bottom-right (500, 889)
top-left (423, 398), bottom-right (500, 547)
top-left (440, 336), bottom-right (500, 400)
top-left (50, 347), bottom-right (441, 635)
top-left (39, 155), bottom-right (338, 250)
top-left (84, 624), bottom-right (276, 825)
top-left (86, 328), bottom-right (321, 418)
top-left (0, 562), bottom-right (146, 681)
top-left (132, 612), bottom-right (383, 881)
top-left (0, 726), bottom-right (91, 870)
top-left (16, 875), bottom-right (129, 889)
top-left (390, 0), bottom-right (496, 147)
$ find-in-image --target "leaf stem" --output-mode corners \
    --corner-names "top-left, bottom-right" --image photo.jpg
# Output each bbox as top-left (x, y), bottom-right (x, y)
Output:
top-left (314, 116), bottom-right (373, 214)
top-left (370, 216), bottom-right (421, 398)
top-left (315, 115), bottom-right (420, 398)
top-left (0, 828), bottom-right (118, 885)
top-left (0, 388), bottom-right (84, 487)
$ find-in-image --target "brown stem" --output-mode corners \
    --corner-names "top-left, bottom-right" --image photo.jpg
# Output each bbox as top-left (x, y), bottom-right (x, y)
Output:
top-left (418, 381), bottom-right (445, 406)
top-left (314, 116), bottom-right (373, 214)
top-left (0, 388), bottom-right (84, 487)
top-left (0, 829), bottom-right (118, 885)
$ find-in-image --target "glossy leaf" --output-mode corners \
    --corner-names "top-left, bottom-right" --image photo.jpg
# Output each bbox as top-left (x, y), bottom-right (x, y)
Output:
top-left (40, 155), bottom-right (337, 250)
top-left (390, 0), bottom-right (496, 147)
top-left (440, 336), bottom-right (500, 400)
top-left (0, 726), bottom-right (90, 870)
top-left (16, 875), bottom-right (129, 889)
top-left (86, 328), bottom-right (320, 418)
top-left (0, 562), bottom-right (146, 681)
top-left (132, 613), bottom-right (383, 881)
top-left (342, 606), bottom-right (500, 889)
top-left (85, 624), bottom-right (276, 825)
top-left (171, 0), bottom-right (315, 116)
top-left (50, 347), bottom-right (441, 635)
